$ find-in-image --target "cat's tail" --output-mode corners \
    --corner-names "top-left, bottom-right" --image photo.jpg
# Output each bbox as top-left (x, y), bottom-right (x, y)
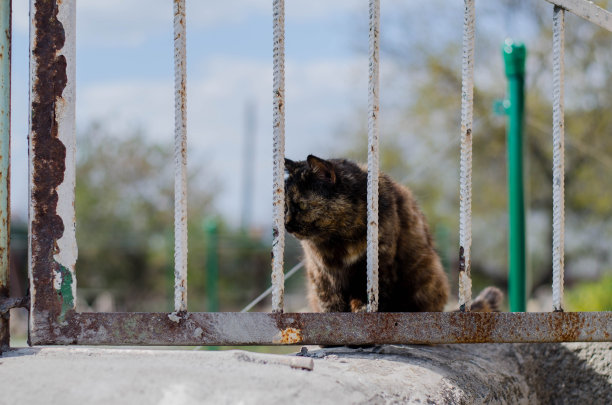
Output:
top-left (467, 286), bottom-right (504, 312)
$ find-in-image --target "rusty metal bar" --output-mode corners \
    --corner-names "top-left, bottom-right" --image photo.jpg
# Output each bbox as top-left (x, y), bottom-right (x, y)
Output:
top-left (173, 0), bottom-right (188, 313)
top-left (271, 0), bottom-right (286, 313)
top-left (552, 6), bottom-right (566, 312)
top-left (458, 0), bottom-right (475, 311)
top-left (0, 296), bottom-right (28, 314)
top-left (28, 0), bottom-right (77, 341)
top-left (544, 0), bottom-right (612, 33)
top-left (0, 0), bottom-right (10, 353)
top-left (28, 311), bottom-right (612, 346)
top-left (366, 0), bottom-right (381, 313)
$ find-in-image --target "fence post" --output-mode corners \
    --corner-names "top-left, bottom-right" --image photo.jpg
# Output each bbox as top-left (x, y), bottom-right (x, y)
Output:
top-left (28, 0), bottom-right (78, 344)
top-left (503, 39), bottom-right (527, 312)
top-left (0, 0), bottom-right (10, 353)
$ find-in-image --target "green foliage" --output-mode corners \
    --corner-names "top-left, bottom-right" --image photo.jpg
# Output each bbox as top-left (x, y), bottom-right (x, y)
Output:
top-left (565, 272), bottom-right (612, 312)
top-left (340, 0), bottom-right (612, 301)
top-left (74, 123), bottom-right (305, 313)
top-left (75, 123), bottom-right (217, 311)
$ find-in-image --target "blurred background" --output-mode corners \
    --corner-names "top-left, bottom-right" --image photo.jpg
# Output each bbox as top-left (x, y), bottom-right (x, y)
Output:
top-left (8, 0), bottom-right (612, 342)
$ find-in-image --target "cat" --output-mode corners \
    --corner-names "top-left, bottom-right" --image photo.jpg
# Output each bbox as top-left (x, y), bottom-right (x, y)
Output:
top-left (284, 155), bottom-right (502, 313)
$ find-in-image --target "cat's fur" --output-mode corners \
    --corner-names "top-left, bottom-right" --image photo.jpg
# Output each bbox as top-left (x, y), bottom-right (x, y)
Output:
top-left (284, 155), bottom-right (501, 313)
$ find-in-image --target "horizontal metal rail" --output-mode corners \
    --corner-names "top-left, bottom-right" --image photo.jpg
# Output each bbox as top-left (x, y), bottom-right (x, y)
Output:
top-left (29, 312), bottom-right (612, 346)
top-left (544, 0), bottom-right (612, 32)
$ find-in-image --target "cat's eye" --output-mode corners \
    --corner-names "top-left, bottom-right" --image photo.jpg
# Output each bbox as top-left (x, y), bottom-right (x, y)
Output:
top-left (299, 201), bottom-right (308, 210)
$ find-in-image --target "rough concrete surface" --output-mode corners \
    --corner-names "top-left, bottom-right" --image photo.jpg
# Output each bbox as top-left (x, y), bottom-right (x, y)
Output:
top-left (0, 343), bottom-right (610, 404)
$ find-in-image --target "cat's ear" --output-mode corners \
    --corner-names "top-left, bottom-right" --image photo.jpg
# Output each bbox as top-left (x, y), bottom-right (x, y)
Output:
top-left (284, 158), bottom-right (296, 174)
top-left (307, 155), bottom-right (336, 184)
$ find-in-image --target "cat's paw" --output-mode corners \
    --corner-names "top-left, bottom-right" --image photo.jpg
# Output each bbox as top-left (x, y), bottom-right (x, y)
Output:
top-left (350, 298), bottom-right (367, 313)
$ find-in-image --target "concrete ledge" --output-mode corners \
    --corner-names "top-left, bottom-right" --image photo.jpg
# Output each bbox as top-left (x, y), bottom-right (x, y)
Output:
top-left (1, 343), bottom-right (611, 404)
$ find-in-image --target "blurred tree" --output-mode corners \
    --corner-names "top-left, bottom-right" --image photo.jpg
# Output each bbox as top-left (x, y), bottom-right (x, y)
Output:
top-left (340, 0), bottom-right (612, 303)
top-left (566, 272), bottom-right (612, 311)
top-left (74, 123), bottom-right (305, 313)
top-left (75, 122), bottom-right (216, 311)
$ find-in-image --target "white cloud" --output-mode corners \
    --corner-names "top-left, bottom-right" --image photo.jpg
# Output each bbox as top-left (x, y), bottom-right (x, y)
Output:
top-left (14, 1), bottom-right (365, 48)
top-left (10, 0), bottom-right (399, 226)
top-left (76, 55), bottom-right (370, 226)
top-left (78, 80), bottom-right (174, 140)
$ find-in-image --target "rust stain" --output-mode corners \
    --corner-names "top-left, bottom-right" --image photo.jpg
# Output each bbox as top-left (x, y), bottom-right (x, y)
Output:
top-left (549, 311), bottom-right (583, 342)
top-left (458, 246), bottom-right (466, 273)
top-left (277, 327), bottom-right (303, 344)
top-left (273, 313), bottom-right (304, 344)
top-left (449, 312), bottom-right (497, 343)
top-left (471, 313), bottom-right (497, 343)
top-left (30, 0), bottom-right (70, 338)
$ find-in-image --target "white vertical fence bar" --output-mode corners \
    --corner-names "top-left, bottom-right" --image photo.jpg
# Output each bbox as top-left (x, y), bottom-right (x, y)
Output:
top-left (53, 0), bottom-right (78, 310)
top-left (458, 0), bottom-right (475, 311)
top-left (271, 0), bottom-right (286, 313)
top-left (173, 0), bottom-right (188, 312)
top-left (552, 6), bottom-right (565, 312)
top-left (366, 0), bottom-right (381, 313)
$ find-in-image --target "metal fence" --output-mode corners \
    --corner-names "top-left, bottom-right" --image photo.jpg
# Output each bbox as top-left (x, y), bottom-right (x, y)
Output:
top-left (1, 0), bottom-right (611, 348)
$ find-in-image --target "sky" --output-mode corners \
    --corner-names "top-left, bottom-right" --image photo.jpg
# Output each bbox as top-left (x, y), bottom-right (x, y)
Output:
top-left (8, 1), bottom-right (523, 229)
top-left (9, 0), bottom-right (386, 228)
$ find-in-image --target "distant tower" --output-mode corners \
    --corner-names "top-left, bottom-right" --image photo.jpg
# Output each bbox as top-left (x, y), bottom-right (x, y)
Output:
top-left (240, 100), bottom-right (256, 230)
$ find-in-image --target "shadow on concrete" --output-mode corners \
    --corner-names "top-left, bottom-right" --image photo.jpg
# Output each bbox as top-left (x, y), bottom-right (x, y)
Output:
top-left (1, 347), bottom-right (41, 358)
top-left (309, 342), bottom-right (612, 404)
top-left (515, 343), bottom-right (612, 404)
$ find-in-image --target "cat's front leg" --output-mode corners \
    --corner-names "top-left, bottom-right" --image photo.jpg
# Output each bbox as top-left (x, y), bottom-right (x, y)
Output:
top-left (306, 267), bottom-right (348, 312)
top-left (349, 298), bottom-right (367, 312)
top-left (316, 292), bottom-right (348, 312)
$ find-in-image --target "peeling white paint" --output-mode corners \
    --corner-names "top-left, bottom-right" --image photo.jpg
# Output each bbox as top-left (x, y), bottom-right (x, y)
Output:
top-left (53, 269), bottom-right (62, 291)
top-left (53, 0), bottom-right (78, 307)
top-left (168, 312), bottom-right (181, 323)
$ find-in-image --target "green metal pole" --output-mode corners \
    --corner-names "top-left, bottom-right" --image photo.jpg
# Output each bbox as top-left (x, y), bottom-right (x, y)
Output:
top-left (0, 0), bottom-right (10, 353)
top-left (503, 40), bottom-right (527, 312)
top-left (205, 219), bottom-right (219, 313)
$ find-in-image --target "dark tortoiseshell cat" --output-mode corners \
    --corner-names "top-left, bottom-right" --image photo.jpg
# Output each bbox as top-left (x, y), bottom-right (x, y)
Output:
top-left (284, 155), bottom-right (501, 313)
